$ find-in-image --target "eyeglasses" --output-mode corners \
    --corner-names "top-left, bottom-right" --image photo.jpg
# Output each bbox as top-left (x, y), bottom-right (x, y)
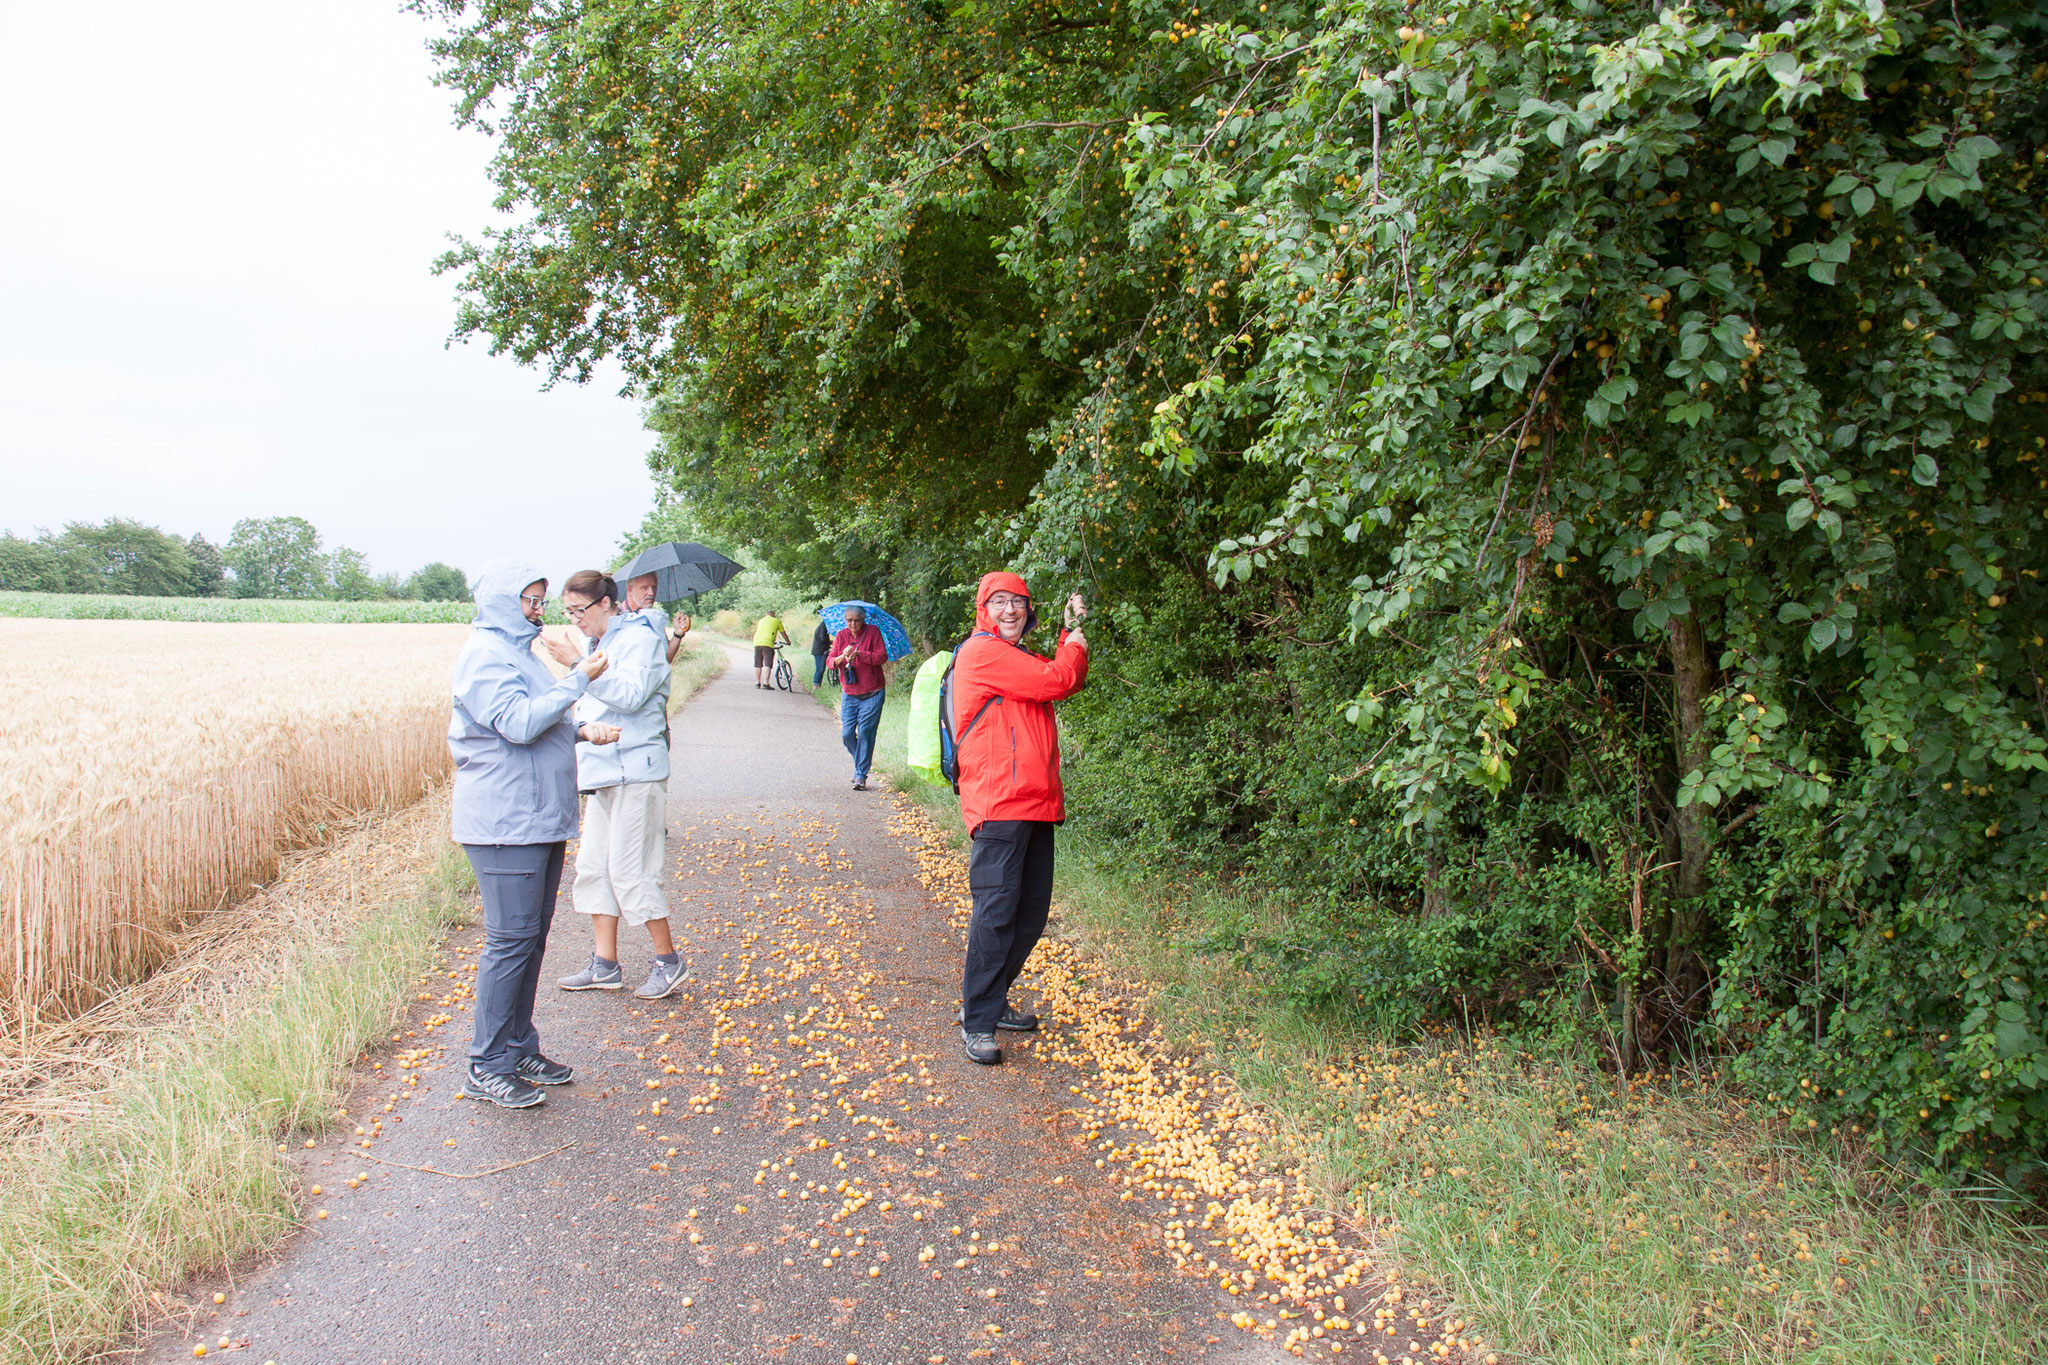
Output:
top-left (987, 594), bottom-right (1029, 610)
top-left (564, 601), bottom-right (608, 620)
top-left (519, 593), bottom-right (548, 608)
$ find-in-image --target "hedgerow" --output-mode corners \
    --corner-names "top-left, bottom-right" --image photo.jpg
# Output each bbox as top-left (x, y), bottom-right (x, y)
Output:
top-left (417, 0), bottom-right (2048, 1173)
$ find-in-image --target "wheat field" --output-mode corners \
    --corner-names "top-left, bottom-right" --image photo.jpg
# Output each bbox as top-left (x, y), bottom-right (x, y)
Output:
top-left (0, 620), bottom-right (468, 1029)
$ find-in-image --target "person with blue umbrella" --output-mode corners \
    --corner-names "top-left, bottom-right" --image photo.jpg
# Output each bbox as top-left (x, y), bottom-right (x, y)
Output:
top-left (826, 603), bottom-right (889, 790)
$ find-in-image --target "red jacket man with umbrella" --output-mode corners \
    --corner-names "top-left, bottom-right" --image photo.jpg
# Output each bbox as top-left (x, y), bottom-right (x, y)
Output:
top-left (950, 571), bottom-right (1090, 1065)
top-left (828, 604), bottom-right (890, 790)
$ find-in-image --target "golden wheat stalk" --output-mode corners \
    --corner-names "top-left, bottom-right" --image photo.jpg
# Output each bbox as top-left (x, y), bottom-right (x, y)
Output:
top-left (0, 620), bottom-right (471, 1029)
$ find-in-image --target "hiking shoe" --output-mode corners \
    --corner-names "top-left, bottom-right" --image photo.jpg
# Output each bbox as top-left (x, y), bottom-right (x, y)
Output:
top-left (513, 1053), bottom-right (574, 1086)
top-left (852, 778), bottom-right (868, 791)
top-left (558, 955), bottom-right (623, 991)
top-left (635, 958), bottom-right (691, 1000)
top-left (961, 1029), bottom-right (1002, 1066)
top-left (955, 1005), bottom-right (1041, 1033)
top-left (458, 1066), bottom-right (545, 1109)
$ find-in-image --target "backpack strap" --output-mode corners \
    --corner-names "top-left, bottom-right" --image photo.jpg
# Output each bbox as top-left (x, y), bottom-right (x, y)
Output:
top-left (947, 631), bottom-right (1001, 751)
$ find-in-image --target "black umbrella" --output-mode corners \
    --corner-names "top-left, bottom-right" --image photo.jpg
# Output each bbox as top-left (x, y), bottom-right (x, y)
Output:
top-left (613, 541), bottom-right (746, 602)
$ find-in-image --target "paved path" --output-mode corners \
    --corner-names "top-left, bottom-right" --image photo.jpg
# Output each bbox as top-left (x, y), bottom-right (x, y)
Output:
top-left (146, 645), bottom-right (1285, 1365)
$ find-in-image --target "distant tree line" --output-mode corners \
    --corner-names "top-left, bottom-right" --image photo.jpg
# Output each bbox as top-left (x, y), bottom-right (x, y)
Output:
top-left (0, 517), bottom-right (470, 602)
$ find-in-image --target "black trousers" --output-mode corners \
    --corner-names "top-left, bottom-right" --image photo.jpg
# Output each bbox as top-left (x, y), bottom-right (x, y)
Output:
top-left (961, 819), bottom-right (1056, 1033)
top-left (463, 841), bottom-right (564, 1073)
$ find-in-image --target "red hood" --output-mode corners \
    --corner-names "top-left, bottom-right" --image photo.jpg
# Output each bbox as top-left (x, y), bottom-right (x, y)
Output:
top-left (975, 571), bottom-right (1038, 638)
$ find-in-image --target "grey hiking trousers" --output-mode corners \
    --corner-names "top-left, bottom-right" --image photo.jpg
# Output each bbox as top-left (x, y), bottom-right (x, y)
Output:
top-left (463, 841), bottom-right (564, 1074)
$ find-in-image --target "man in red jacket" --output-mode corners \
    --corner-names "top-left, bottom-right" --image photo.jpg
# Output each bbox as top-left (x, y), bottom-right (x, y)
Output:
top-left (951, 571), bottom-right (1090, 1065)
top-left (828, 605), bottom-right (890, 791)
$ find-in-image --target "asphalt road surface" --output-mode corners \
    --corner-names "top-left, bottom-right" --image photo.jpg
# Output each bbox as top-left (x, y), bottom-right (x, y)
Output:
top-left (143, 644), bottom-right (1291, 1365)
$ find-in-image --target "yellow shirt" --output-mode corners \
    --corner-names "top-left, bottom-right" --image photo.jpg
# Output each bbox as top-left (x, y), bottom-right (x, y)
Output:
top-left (752, 615), bottom-right (784, 647)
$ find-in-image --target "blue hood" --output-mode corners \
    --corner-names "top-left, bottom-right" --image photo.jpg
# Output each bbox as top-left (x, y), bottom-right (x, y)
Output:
top-left (471, 559), bottom-right (546, 645)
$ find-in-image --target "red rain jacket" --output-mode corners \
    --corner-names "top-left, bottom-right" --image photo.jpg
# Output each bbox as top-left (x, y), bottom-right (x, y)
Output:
top-left (952, 571), bottom-right (1090, 834)
top-left (829, 623), bottom-right (887, 696)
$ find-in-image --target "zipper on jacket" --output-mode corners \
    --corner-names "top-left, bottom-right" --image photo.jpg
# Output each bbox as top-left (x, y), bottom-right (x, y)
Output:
top-left (1009, 725), bottom-right (1018, 786)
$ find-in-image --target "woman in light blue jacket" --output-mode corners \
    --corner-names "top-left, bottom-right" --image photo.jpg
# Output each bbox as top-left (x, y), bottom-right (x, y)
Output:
top-left (543, 570), bottom-right (684, 999)
top-left (448, 561), bottom-right (611, 1109)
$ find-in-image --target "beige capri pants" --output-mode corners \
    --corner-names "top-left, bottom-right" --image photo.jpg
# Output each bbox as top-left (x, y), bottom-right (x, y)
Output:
top-left (572, 781), bottom-right (671, 925)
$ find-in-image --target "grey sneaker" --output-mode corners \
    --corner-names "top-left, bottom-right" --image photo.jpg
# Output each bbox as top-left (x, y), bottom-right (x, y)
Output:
top-left (961, 1029), bottom-right (1002, 1066)
top-left (458, 1066), bottom-right (546, 1108)
top-left (955, 1005), bottom-right (1041, 1032)
top-left (558, 955), bottom-right (623, 991)
top-left (513, 1053), bottom-right (574, 1086)
top-left (635, 958), bottom-right (691, 1000)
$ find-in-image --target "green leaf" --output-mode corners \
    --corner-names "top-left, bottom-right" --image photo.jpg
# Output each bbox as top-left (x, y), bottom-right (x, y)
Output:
top-left (1911, 454), bottom-right (1939, 487)
top-left (1808, 618), bottom-right (1839, 650)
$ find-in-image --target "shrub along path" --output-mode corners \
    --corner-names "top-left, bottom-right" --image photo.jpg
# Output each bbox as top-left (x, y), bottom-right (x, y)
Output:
top-left (140, 645), bottom-right (1299, 1365)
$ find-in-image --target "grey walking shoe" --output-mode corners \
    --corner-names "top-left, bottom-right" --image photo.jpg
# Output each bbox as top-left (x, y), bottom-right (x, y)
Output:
top-left (955, 1005), bottom-right (1042, 1033)
top-left (557, 955), bottom-right (623, 991)
top-left (513, 1053), bottom-right (574, 1086)
top-left (960, 1028), bottom-right (1002, 1066)
top-left (635, 958), bottom-right (691, 1000)
top-left (458, 1066), bottom-right (546, 1109)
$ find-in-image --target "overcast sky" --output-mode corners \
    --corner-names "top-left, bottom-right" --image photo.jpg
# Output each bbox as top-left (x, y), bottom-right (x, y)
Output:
top-left (0, 2), bottom-right (658, 586)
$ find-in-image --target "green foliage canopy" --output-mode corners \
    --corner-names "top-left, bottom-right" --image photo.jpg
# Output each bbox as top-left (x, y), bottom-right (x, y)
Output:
top-left (420, 0), bottom-right (2048, 1169)
top-left (224, 517), bottom-right (329, 599)
top-left (405, 561), bottom-right (472, 602)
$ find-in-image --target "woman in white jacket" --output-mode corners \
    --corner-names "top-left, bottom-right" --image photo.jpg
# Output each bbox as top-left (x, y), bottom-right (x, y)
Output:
top-left (544, 569), bottom-right (686, 1000)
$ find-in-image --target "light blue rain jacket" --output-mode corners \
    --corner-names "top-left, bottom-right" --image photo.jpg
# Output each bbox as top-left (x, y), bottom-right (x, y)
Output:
top-left (572, 610), bottom-right (672, 790)
top-left (447, 561), bottom-right (590, 845)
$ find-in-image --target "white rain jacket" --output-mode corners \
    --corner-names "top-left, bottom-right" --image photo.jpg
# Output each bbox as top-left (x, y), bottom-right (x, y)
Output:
top-left (572, 609), bottom-right (671, 790)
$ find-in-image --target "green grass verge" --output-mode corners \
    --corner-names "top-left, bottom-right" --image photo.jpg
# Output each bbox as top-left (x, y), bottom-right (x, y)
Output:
top-left (1047, 859), bottom-right (2048, 1364)
top-left (668, 635), bottom-right (730, 711)
top-left (0, 849), bottom-right (476, 1363)
top-left (868, 680), bottom-right (2047, 1364)
top-left (0, 592), bottom-right (480, 623)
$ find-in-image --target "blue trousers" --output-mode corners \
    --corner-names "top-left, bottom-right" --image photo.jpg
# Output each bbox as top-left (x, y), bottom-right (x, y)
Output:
top-left (840, 686), bottom-right (886, 781)
top-left (812, 653), bottom-right (828, 687)
top-left (463, 841), bottom-right (563, 1073)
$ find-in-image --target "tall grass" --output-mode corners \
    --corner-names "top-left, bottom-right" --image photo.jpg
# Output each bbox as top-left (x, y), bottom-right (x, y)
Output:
top-left (0, 622), bottom-right (467, 1025)
top-left (0, 848), bottom-right (474, 1362)
top-left (1041, 848), bottom-right (2048, 1365)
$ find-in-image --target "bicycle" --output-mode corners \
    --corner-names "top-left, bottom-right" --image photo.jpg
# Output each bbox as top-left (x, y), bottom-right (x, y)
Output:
top-left (774, 645), bottom-right (795, 692)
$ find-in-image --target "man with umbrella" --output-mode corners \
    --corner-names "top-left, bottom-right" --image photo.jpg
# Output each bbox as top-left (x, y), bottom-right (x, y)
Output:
top-left (613, 541), bottom-right (746, 665)
top-left (625, 573), bottom-right (689, 664)
top-left (827, 604), bottom-right (889, 790)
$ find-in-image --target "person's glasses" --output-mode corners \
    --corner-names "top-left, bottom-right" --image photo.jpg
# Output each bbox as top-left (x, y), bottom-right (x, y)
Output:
top-left (519, 593), bottom-right (548, 608)
top-left (987, 594), bottom-right (1029, 610)
top-left (564, 601), bottom-right (606, 620)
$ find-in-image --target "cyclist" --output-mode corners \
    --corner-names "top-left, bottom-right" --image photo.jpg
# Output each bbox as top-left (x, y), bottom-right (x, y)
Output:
top-left (752, 610), bottom-right (789, 690)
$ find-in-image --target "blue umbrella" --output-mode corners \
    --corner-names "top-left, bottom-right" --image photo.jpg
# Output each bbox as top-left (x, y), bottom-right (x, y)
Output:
top-left (820, 601), bottom-right (913, 661)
